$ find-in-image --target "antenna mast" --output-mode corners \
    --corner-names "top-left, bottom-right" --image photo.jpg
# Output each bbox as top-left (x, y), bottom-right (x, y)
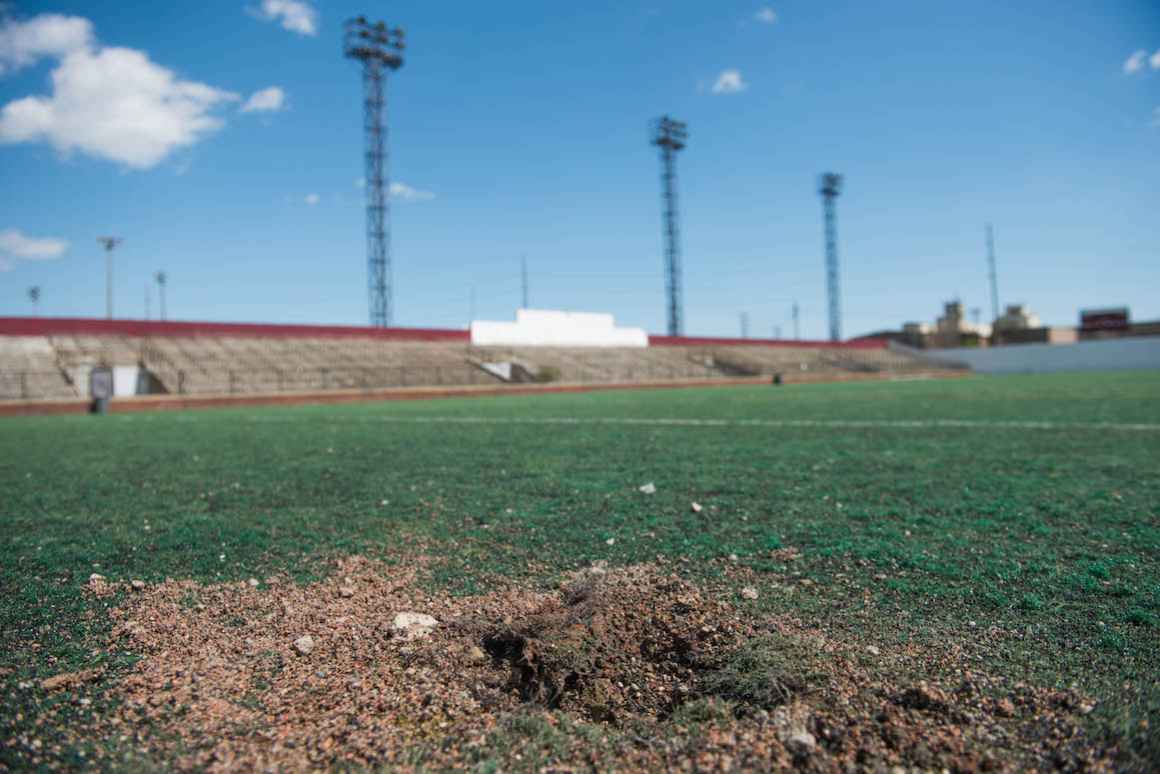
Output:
top-left (986, 223), bottom-right (999, 323)
top-left (345, 17), bottom-right (405, 327)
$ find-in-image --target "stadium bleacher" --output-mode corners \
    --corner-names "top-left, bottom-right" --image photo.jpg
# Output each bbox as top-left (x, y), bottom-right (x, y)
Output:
top-left (0, 318), bottom-right (961, 401)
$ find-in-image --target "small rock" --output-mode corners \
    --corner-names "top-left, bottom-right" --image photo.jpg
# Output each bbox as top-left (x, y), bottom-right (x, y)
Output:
top-left (88, 573), bottom-right (105, 583)
top-left (691, 502), bottom-right (703, 514)
top-left (293, 635), bottom-right (315, 655)
top-left (467, 645), bottom-right (488, 663)
top-left (639, 482), bottom-right (657, 494)
top-left (740, 586), bottom-right (759, 600)
top-left (130, 580), bottom-right (146, 591)
top-left (729, 553), bottom-right (739, 562)
top-left (787, 731), bottom-right (816, 755)
top-left (392, 612), bottom-right (438, 640)
top-left (247, 578), bottom-right (259, 588)
top-left (338, 586), bottom-right (355, 598)
top-left (605, 537), bottom-right (616, 545)
top-left (865, 645), bottom-right (881, 656)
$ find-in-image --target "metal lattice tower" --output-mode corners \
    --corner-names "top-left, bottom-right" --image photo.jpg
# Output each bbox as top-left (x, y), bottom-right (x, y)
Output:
top-left (818, 173), bottom-right (843, 341)
top-left (652, 116), bottom-right (688, 336)
top-left (345, 17), bottom-right (405, 327)
top-left (155, 271), bottom-right (167, 321)
top-left (985, 223), bottom-right (999, 324)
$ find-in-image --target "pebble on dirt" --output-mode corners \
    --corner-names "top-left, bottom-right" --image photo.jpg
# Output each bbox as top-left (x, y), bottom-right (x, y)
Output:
top-left (392, 612), bottom-right (438, 640)
top-left (294, 635), bottom-right (315, 655)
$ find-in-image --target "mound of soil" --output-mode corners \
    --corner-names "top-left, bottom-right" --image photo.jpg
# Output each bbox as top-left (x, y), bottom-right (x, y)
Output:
top-left (60, 557), bottom-right (1119, 771)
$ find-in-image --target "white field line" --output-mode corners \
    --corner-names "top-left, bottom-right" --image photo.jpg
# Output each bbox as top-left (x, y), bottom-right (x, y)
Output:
top-left (192, 415), bottom-right (1160, 432)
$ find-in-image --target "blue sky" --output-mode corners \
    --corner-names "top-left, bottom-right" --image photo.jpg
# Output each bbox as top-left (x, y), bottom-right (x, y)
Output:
top-left (1, 0), bottom-right (1158, 339)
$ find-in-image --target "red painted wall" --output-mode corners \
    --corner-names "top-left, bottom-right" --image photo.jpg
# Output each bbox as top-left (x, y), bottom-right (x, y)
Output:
top-left (0, 317), bottom-right (470, 342)
top-left (0, 317), bottom-right (887, 349)
top-left (648, 334), bottom-right (887, 350)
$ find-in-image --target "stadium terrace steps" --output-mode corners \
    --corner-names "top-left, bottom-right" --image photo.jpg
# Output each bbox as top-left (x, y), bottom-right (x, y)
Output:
top-left (0, 323), bottom-right (960, 401)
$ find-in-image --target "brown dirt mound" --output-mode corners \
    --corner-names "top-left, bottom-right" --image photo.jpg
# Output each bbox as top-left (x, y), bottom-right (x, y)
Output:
top-left (71, 557), bottom-right (1118, 771)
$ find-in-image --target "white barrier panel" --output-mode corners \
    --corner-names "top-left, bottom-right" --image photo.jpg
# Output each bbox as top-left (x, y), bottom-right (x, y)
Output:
top-left (916, 337), bottom-right (1160, 374)
top-left (471, 309), bottom-right (648, 348)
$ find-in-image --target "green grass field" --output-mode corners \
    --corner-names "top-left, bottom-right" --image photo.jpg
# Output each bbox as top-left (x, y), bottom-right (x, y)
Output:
top-left (2, 371), bottom-right (1159, 767)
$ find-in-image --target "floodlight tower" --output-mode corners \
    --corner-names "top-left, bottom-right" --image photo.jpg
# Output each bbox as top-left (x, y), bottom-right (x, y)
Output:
top-left (28, 286), bottom-right (41, 316)
top-left (97, 236), bottom-right (122, 320)
top-left (818, 173), bottom-right (843, 341)
top-left (652, 116), bottom-right (688, 336)
top-left (985, 223), bottom-right (999, 324)
top-left (155, 271), bottom-right (167, 321)
top-left (345, 17), bottom-right (405, 327)
top-left (792, 300), bottom-right (800, 340)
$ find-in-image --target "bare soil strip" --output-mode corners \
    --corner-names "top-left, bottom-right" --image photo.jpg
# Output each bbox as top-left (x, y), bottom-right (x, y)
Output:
top-left (36, 558), bottom-right (1121, 771)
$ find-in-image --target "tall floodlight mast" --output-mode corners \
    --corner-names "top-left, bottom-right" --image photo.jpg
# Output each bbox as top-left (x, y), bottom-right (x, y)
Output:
top-left (28, 286), bottom-right (41, 316)
top-left (652, 116), bottom-right (688, 336)
top-left (818, 173), bottom-right (843, 341)
top-left (985, 223), bottom-right (999, 323)
top-left (155, 271), bottom-right (167, 321)
top-left (345, 17), bottom-right (405, 327)
top-left (97, 237), bottom-right (122, 320)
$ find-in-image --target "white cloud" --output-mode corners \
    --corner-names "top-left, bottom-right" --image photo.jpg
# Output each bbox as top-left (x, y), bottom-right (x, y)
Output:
top-left (389, 182), bottom-right (435, 202)
top-left (1124, 49), bottom-right (1148, 75)
top-left (304, 193), bottom-right (320, 205)
top-left (0, 228), bottom-right (68, 270)
top-left (711, 69), bottom-right (747, 95)
top-left (255, 0), bottom-right (318, 37)
top-left (0, 15), bottom-right (239, 169)
top-left (1151, 50), bottom-right (1160, 70)
top-left (755, 7), bottom-right (778, 24)
top-left (241, 86), bottom-right (286, 113)
top-left (0, 13), bottom-right (93, 74)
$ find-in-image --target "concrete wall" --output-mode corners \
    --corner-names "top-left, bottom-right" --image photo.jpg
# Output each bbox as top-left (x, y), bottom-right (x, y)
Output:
top-left (912, 336), bottom-right (1160, 374)
top-left (471, 309), bottom-right (648, 348)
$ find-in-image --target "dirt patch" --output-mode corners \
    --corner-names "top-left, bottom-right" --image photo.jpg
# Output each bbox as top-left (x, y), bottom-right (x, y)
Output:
top-left (56, 557), bottom-right (1122, 770)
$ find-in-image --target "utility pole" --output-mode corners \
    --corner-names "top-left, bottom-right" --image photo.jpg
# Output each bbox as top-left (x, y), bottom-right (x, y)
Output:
top-left (97, 236), bottom-right (122, 320)
top-left (27, 286), bottom-right (40, 316)
top-left (740, 312), bottom-right (749, 339)
top-left (818, 173), bottom-right (843, 342)
top-left (155, 271), bottom-right (167, 321)
top-left (652, 115), bottom-right (688, 336)
top-left (345, 17), bottom-right (405, 327)
top-left (521, 255), bottom-right (529, 309)
top-left (986, 223), bottom-right (999, 323)
top-left (792, 300), bottom-right (800, 340)
top-left (145, 283), bottom-right (151, 320)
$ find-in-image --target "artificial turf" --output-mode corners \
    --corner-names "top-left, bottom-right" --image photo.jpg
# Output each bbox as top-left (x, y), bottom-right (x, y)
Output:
top-left (1, 371), bottom-right (1158, 766)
